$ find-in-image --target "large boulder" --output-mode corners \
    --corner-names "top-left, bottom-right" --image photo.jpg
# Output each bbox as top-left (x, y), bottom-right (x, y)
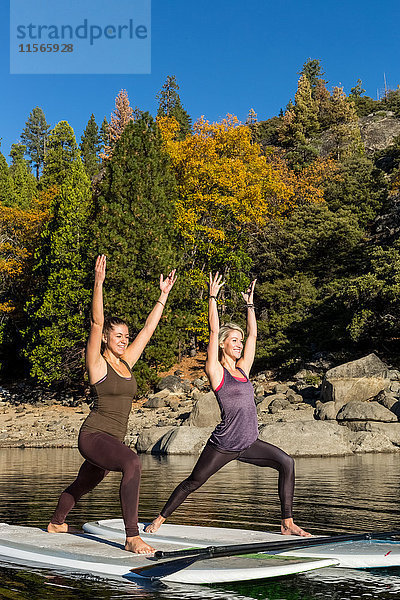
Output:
top-left (258, 421), bottom-right (353, 456)
top-left (321, 353), bottom-right (389, 408)
top-left (336, 401), bottom-right (397, 422)
top-left (136, 426), bottom-right (175, 453)
top-left (314, 401), bottom-right (338, 420)
top-left (359, 111), bottom-right (400, 153)
top-left (158, 426), bottom-right (213, 454)
top-left (142, 397), bottom-right (167, 408)
top-left (186, 391), bottom-right (220, 427)
top-left (349, 431), bottom-right (397, 454)
top-left (343, 422), bottom-right (400, 444)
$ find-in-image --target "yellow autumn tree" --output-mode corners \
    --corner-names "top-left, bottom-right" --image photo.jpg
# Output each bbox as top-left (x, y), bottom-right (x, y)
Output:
top-left (158, 114), bottom-right (336, 340)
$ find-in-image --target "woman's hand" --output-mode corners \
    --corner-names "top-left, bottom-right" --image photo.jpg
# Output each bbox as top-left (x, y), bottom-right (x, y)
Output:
top-left (241, 279), bottom-right (257, 305)
top-left (160, 269), bottom-right (177, 294)
top-left (209, 272), bottom-right (225, 298)
top-left (94, 255), bottom-right (106, 284)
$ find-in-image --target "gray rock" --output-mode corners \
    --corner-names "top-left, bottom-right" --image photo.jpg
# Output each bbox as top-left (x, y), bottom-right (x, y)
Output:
top-left (142, 397), bottom-right (167, 409)
top-left (149, 389), bottom-right (171, 399)
top-left (156, 375), bottom-right (184, 393)
top-left (388, 370), bottom-right (400, 381)
top-left (336, 401), bottom-right (397, 422)
top-left (293, 369), bottom-right (314, 381)
top-left (321, 354), bottom-right (389, 407)
top-left (374, 389), bottom-right (397, 410)
top-left (359, 112), bottom-right (400, 153)
top-left (349, 422), bottom-right (400, 447)
top-left (165, 396), bottom-right (181, 409)
top-left (191, 388), bottom-right (205, 402)
top-left (286, 390), bottom-right (304, 404)
top-left (187, 391), bottom-right (220, 427)
top-left (158, 426), bottom-right (213, 454)
top-left (193, 377), bottom-right (207, 390)
top-left (314, 401), bottom-right (338, 420)
top-left (253, 384), bottom-right (265, 397)
top-left (349, 431), bottom-right (397, 453)
top-left (273, 383), bottom-right (289, 394)
top-left (181, 379), bottom-right (193, 393)
top-left (255, 373), bottom-right (267, 381)
top-left (390, 381), bottom-right (400, 395)
top-left (136, 426), bottom-right (175, 453)
top-left (269, 398), bottom-right (291, 413)
top-left (258, 421), bottom-right (353, 456)
top-left (257, 397), bottom-right (274, 413)
top-left (324, 353), bottom-right (388, 379)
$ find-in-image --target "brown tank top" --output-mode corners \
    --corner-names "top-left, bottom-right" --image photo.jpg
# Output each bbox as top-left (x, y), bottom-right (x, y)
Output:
top-left (81, 359), bottom-right (137, 442)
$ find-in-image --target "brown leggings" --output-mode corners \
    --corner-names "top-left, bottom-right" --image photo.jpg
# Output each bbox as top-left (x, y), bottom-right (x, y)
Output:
top-left (161, 439), bottom-right (295, 519)
top-left (50, 430), bottom-right (141, 537)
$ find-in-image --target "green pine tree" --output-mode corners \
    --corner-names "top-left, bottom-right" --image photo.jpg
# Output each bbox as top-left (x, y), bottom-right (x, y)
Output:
top-left (0, 152), bottom-right (14, 205)
top-left (278, 75), bottom-right (320, 168)
top-left (157, 75), bottom-right (192, 139)
top-left (328, 86), bottom-right (364, 159)
top-left (298, 58), bottom-right (327, 97)
top-left (21, 107), bottom-right (50, 179)
top-left (9, 144), bottom-right (37, 209)
top-left (91, 112), bottom-right (182, 389)
top-left (24, 121), bottom-right (92, 387)
top-left (100, 116), bottom-right (109, 155)
top-left (80, 114), bottom-right (101, 180)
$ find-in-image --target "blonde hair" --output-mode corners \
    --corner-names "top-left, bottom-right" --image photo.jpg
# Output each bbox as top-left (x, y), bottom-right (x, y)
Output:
top-left (218, 322), bottom-right (245, 360)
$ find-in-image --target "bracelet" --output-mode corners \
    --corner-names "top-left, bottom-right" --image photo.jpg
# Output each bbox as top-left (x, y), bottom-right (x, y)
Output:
top-left (157, 300), bottom-right (165, 307)
top-left (209, 296), bottom-right (217, 300)
top-left (246, 304), bottom-right (255, 308)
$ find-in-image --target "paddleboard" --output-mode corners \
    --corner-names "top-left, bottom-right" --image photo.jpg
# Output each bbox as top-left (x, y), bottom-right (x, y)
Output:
top-left (0, 523), bottom-right (336, 584)
top-left (84, 519), bottom-right (400, 569)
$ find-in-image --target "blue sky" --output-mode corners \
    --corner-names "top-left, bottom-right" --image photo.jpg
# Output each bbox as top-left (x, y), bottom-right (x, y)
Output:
top-left (1, 0), bottom-right (400, 161)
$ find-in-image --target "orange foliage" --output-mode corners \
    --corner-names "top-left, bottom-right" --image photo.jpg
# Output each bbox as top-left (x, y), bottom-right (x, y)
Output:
top-left (0, 190), bottom-right (51, 318)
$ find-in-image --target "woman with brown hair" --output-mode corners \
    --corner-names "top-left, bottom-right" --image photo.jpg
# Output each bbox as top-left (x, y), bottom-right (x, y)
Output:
top-left (47, 255), bottom-right (176, 553)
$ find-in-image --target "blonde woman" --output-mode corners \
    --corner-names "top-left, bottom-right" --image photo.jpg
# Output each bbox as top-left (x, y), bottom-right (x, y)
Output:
top-left (146, 273), bottom-right (309, 537)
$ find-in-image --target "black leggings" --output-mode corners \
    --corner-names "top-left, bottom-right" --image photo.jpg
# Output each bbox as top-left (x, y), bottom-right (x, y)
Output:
top-left (161, 439), bottom-right (295, 519)
top-left (50, 430), bottom-right (142, 537)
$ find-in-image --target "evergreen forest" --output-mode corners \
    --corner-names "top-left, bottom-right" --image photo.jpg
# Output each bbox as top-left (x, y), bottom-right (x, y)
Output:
top-left (1, 62), bottom-right (400, 394)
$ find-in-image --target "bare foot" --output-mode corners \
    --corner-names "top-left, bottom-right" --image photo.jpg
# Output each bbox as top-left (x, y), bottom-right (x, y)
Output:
top-left (144, 515), bottom-right (165, 533)
top-left (125, 535), bottom-right (155, 554)
top-left (47, 522), bottom-right (69, 533)
top-left (281, 518), bottom-right (312, 537)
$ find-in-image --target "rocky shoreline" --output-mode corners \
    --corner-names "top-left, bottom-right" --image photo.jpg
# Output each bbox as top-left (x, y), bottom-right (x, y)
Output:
top-left (1, 353), bottom-right (399, 457)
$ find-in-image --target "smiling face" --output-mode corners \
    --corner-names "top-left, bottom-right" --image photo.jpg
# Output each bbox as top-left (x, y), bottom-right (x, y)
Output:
top-left (221, 329), bottom-right (244, 361)
top-left (104, 324), bottom-right (130, 357)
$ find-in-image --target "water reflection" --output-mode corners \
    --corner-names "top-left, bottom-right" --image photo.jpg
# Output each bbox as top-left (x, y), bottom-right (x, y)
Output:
top-left (1, 449), bottom-right (400, 599)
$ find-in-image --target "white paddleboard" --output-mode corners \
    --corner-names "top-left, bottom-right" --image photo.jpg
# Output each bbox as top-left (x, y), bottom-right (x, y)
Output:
top-left (84, 519), bottom-right (400, 570)
top-left (0, 523), bottom-right (336, 584)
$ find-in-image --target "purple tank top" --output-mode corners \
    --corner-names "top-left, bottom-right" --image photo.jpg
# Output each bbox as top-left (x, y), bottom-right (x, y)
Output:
top-left (210, 367), bottom-right (259, 451)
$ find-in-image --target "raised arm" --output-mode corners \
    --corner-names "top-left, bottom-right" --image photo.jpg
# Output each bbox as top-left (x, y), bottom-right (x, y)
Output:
top-left (237, 279), bottom-right (257, 376)
top-left (86, 255), bottom-right (107, 382)
top-left (122, 269), bottom-right (177, 369)
top-left (205, 272), bottom-right (225, 390)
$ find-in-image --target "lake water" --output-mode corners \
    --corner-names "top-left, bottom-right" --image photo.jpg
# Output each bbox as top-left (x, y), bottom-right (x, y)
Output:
top-left (1, 448), bottom-right (400, 599)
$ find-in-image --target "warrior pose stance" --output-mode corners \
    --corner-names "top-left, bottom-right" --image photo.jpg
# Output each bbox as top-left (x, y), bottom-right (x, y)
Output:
top-left (47, 255), bottom-right (176, 553)
top-left (146, 272), bottom-right (310, 537)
